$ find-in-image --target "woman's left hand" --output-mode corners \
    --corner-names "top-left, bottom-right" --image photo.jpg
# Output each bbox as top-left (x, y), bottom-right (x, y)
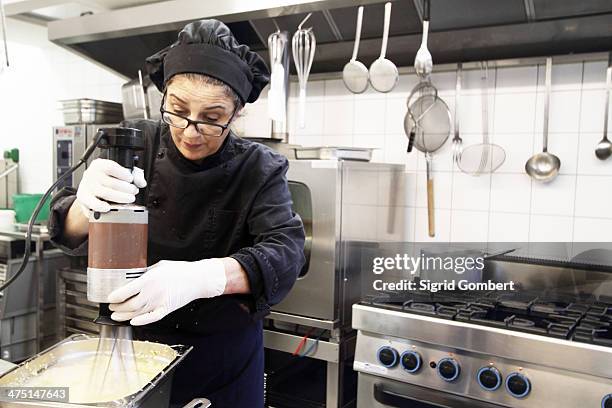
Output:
top-left (107, 259), bottom-right (227, 326)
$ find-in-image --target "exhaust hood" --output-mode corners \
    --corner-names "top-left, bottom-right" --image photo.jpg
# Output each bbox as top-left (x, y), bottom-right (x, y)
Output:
top-left (47, 0), bottom-right (612, 79)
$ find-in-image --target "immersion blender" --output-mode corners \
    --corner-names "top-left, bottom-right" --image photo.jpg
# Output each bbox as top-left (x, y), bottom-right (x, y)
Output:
top-left (86, 127), bottom-right (148, 325)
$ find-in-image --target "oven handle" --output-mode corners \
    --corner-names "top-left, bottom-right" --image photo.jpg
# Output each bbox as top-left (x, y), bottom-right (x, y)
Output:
top-left (373, 383), bottom-right (504, 408)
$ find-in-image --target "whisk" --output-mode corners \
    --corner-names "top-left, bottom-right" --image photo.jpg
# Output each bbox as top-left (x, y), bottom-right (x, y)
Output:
top-left (90, 326), bottom-right (141, 393)
top-left (292, 13), bottom-right (316, 128)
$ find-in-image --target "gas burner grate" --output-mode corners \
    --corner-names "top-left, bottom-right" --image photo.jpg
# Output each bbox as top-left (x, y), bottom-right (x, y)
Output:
top-left (586, 302), bottom-right (612, 322)
top-left (574, 318), bottom-right (612, 346)
top-left (456, 307), bottom-right (578, 338)
top-left (360, 291), bottom-right (612, 345)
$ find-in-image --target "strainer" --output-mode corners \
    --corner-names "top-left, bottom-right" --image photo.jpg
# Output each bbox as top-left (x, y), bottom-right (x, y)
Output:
top-left (407, 93), bottom-right (452, 237)
top-left (456, 62), bottom-right (506, 175)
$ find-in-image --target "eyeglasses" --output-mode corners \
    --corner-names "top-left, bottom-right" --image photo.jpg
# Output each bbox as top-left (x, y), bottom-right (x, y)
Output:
top-left (160, 95), bottom-right (237, 138)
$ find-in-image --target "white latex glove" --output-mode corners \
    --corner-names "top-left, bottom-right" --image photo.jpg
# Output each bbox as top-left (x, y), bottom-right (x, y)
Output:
top-left (76, 158), bottom-right (147, 214)
top-left (107, 258), bottom-right (227, 326)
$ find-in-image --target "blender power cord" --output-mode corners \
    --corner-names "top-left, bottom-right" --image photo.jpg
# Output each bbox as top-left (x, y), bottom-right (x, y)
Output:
top-left (0, 132), bottom-right (103, 292)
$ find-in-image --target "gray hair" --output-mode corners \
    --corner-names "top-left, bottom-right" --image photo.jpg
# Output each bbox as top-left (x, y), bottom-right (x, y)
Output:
top-left (165, 73), bottom-right (243, 111)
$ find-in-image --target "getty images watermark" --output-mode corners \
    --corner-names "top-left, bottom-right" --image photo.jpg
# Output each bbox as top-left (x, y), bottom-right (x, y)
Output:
top-left (370, 253), bottom-right (516, 292)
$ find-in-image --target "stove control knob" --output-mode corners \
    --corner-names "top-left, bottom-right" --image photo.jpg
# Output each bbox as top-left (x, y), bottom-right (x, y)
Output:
top-left (477, 367), bottom-right (502, 391)
top-left (602, 394), bottom-right (612, 408)
top-left (377, 346), bottom-right (399, 368)
top-left (437, 357), bottom-right (460, 382)
top-left (505, 372), bottom-right (531, 398)
top-left (400, 351), bottom-right (422, 373)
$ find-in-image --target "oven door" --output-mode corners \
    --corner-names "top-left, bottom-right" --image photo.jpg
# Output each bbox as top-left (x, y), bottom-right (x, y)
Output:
top-left (271, 160), bottom-right (341, 322)
top-left (358, 373), bottom-right (506, 408)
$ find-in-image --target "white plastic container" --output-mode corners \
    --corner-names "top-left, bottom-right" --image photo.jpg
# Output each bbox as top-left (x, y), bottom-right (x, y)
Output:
top-left (0, 209), bottom-right (15, 230)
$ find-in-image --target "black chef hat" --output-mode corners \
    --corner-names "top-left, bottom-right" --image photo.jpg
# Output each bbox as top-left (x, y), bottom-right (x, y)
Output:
top-left (145, 19), bottom-right (270, 104)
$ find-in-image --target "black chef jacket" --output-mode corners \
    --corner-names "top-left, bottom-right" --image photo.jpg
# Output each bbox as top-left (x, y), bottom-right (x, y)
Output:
top-left (48, 119), bottom-right (306, 332)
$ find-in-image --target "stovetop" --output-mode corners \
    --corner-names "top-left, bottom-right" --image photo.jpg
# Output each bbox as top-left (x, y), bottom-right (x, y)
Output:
top-left (361, 290), bottom-right (612, 347)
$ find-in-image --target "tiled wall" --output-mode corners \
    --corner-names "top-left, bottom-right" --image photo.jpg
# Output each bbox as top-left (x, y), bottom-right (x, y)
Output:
top-left (235, 58), bottom-right (612, 242)
top-left (0, 18), bottom-right (125, 194)
top-left (2, 19), bottom-right (610, 242)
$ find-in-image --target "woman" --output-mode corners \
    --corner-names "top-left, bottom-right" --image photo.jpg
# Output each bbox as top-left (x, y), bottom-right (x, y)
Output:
top-left (49, 20), bottom-right (305, 407)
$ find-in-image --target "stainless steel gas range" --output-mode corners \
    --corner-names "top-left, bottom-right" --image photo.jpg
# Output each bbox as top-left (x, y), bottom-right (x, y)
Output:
top-left (352, 259), bottom-right (612, 408)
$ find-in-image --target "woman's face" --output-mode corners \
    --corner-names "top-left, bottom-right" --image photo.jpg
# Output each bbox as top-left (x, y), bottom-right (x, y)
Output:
top-left (164, 76), bottom-right (237, 161)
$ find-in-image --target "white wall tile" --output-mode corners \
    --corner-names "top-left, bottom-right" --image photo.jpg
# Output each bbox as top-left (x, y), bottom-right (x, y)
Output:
top-left (490, 173), bottom-right (532, 213)
top-left (292, 134), bottom-right (324, 147)
top-left (546, 91), bottom-right (582, 134)
top-left (324, 79), bottom-right (353, 100)
top-left (489, 213), bottom-right (530, 242)
top-left (531, 175), bottom-right (576, 216)
top-left (385, 97), bottom-right (408, 135)
top-left (450, 210), bottom-right (489, 242)
top-left (458, 94), bottom-right (493, 134)
top-left (573, 217), bottom-right (612, 242)
top-left (461, 67), bottom-right (491, 95)
top-left (323, 99), bottom-right (354, 135)
top-left (354, 98), bottom-right (387, 135)
top-left (358, 82), bottom-right (388, 100)
top-left (550, 63), bottom-right (583, 91)
top-left (529, 215), bottom-right (573, 242)
top-left (392, 73), bottom-right (420, 97)
top-left (493, 93), bottom-right (536, 134)
top-left (493, 133), bottom-right (533, 174)
top-left (353, 133), bottom-right (384, 151)
top-left (323, 133), bottom-right (353, 147)
top-left (430, 71), bottom-right (457, 95)
top-left (574, 175), bottom-right (612, 218)
top-left (579, 90), bottom-right (607, 133)
top-left (496, 66), bottom-right (537, 93)
top-left (582, 61), bottom-right (607, 90)
top-left (451, 173), bottom-right (491, 211)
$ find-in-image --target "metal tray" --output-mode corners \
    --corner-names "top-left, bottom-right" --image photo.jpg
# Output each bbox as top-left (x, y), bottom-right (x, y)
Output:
top-left (60, 99), bottom-right (124, 125)
top-left (0, 334), bottom-right (195, 407)
top-left (293, 146), bottom-right (374, 161)
top-left (62, 110), bottom-right (124, 125)
top-left (59, 100), bottom-right (123, 112)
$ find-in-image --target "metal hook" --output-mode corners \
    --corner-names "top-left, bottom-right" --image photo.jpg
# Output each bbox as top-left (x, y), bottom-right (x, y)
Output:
top-left (298, 12), bottom-right (313, 30)
top-left (272, 18), bottom-right (281, 33)
top-left (480, 61), bottom-right (488, 80)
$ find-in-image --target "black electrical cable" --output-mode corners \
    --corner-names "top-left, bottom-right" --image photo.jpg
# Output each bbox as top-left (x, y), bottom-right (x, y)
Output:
top-left (0, 131), bottom-right (104, 292)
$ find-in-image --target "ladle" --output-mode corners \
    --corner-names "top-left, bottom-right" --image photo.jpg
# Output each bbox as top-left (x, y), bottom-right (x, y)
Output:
top-left (342, 6), bottom-right (369, 94)
top-left (595, 52), bottom-right (612, 161)
top-left (368, 2), bottom-right (398, 92)
top-left (525, 57), bottom-right (561, 182)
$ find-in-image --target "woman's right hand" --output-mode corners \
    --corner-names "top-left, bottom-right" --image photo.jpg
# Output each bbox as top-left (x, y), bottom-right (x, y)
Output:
top-left (75, 158), bottom-right (147, 214)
